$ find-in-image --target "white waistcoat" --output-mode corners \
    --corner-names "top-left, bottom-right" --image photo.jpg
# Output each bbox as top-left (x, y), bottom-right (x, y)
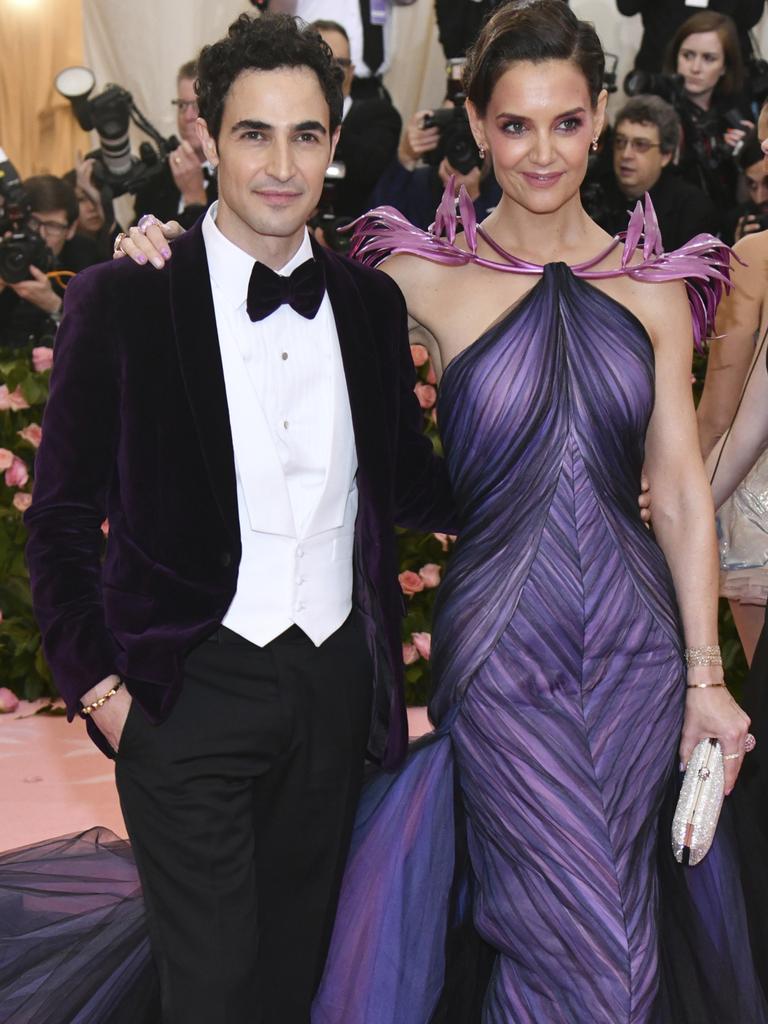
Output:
top-left (203, 210), bottom-right (358, 647)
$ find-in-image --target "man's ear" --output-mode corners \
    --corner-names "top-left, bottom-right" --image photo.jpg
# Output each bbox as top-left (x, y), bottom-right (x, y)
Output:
top-left (65, 222), bottom-right (77, 242)
top-left (329, 124), bottom-right (342, 165)
top-left (660, 150), bottom-right (673, 169)
top-left (196, 118), bottom-right (219, 167)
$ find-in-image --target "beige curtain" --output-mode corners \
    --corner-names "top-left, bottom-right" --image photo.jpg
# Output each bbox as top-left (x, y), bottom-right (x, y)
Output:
top-left (0, 0), bottom-right (89, 178)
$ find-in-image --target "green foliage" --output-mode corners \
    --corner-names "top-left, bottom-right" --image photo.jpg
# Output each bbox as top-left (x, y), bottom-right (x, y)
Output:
top-left (0, 347), bottom-right (55, 699)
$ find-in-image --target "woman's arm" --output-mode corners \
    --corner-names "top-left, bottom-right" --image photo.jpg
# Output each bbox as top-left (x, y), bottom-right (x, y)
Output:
top-left (644, 280), bottom-right (750, 793)
top-left (697, 233), bottom-right (766, 458)
top-left (706, 339), bottom-right (768, 509)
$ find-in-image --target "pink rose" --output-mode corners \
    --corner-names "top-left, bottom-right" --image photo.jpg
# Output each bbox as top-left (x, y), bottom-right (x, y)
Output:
top-left (414, 382), bottom-right (437, 409)
top-left (412, 631), bottom-right (432, 660)
top-left (12, 492), bottom-right (32, 512)
top-left (0, 385), bottom-right (30, 411)
top-left (426, 362), bottom-right (437, 385)
top-left (0, 687), bottom-right (19, 713)
top-left (433, 532), bottom-right (450, 551)
top-left (410, 344), bottom-right (429, 368)
top-left (5, 456), bottom-right (29, 488)
top-left (32, 346), bottom-right (54, 373)
top-left (17, 423), bottom-right (42, 448)
top-left (101, 518), bottom-right (110, 537)
top-left (0, 448), bottom-right (13, 471)
top-left (399, 570), bottom-right (425, 596)
top-left (402, 642), bottom-right (419, 665)
top-left (419, 563), bottom-right (442, 588)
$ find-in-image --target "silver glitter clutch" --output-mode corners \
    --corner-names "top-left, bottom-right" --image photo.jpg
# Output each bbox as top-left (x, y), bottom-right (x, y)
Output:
top-left (672, 737), bottom-right (725, 866)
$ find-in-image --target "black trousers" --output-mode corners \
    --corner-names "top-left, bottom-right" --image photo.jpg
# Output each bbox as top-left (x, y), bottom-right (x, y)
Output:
top-left (114, 614), bottom-right (373, 1024)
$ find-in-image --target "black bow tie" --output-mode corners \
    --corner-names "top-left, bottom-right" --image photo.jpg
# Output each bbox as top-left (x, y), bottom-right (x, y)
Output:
top-left (246, 257), bottom-right (326, 322)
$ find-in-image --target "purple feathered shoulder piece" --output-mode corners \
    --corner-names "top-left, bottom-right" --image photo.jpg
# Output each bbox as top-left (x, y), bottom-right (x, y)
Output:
top-left (350, 178), bottom-right (734, 350)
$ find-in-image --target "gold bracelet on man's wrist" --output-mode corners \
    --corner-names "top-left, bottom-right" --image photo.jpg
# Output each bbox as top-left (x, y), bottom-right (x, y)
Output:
top-left (79, 679), bottom-right (123, 718)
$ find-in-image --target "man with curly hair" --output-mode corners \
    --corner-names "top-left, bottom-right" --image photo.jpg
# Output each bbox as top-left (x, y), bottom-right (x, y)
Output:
top-left (25, 14), bottom-right (451, 1023)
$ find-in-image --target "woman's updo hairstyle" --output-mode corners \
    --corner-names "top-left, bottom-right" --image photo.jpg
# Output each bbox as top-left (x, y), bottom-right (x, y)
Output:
top-left (464, 0), bottom-right (605, 116)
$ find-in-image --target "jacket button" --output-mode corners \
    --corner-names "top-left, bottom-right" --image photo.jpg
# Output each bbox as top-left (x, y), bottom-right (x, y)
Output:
top-left (220, 551), bottom-right (232, 567)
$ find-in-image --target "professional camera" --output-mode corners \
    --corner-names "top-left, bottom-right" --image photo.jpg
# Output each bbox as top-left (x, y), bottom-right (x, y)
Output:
top-left (55, 66), bottom-right (178, 200)
top-left (422, 102), bottom-right (481, 176)
top-left (623, 70), bottom-right (687, 105)
top-left (0, 149), bottom-right (52, 284)
top-left (309, 162), bottom-right (354, 254)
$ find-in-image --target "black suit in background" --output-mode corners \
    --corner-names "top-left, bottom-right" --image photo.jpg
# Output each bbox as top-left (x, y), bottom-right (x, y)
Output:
top-left (582, 166), bottom-right (719, 250)
top-left (133, 158), bottom-right (217, 230)
top-left (435, 0), bottom-right (503, 58)
top-left (616, 0), bottom-right (765, 72)
top-left (333, 98), bottom-right (402, 218)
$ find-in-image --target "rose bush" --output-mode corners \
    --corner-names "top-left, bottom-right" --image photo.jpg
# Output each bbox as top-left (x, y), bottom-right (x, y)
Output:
top-left (0, 347), bottom-right (55, 699)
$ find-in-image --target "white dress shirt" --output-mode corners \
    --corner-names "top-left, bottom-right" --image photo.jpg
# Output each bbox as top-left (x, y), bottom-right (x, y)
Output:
top-left (202, 203), bottom-right (358, 646)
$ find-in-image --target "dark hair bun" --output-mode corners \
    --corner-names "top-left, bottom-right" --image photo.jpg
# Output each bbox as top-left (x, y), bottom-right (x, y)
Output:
top-left (464, 0), bottom-right (605, 114)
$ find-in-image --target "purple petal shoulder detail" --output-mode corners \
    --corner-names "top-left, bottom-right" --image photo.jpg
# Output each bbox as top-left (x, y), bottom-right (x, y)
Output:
top-left (350, 179), bottom-right (736, 350)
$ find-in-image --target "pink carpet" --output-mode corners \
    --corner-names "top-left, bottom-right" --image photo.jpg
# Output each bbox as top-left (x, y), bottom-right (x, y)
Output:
top-left (0, 702), bottom-right (433, 852)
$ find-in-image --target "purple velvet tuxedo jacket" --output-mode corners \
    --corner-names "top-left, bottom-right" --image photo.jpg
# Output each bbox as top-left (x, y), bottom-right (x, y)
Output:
top-left (25, 220), bottom-right (453, 766)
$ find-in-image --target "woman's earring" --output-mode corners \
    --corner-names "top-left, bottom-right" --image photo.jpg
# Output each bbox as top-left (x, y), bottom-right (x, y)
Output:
top-left (591, 137), bottom-right (599, 152)
top-left (478, 144), bottom-right (486, 160)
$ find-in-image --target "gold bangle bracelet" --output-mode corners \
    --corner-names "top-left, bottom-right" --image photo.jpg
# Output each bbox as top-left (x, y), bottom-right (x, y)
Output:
top-left (79, 679), bottom-right (123, 718)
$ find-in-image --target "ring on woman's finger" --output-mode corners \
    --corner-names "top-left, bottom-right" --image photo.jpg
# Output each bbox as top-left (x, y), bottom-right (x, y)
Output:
top-left (745, 733), bottom-right (757, 753)
top-left (137, 214), bottom-right (158, 234)
top-left (112, 231), bottom-right (126, 254)
top-left (723, 751), bottom-right (743, 761)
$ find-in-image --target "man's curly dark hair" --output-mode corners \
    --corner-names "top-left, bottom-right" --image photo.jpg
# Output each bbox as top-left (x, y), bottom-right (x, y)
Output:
top-left (196, 13), bottom-right (344, 141)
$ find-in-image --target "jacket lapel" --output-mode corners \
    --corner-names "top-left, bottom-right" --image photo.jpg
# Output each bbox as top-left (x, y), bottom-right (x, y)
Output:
top-left (168, 220), bottom-right (239, 538)
top-left (313, 239), bottom-right (390, 506)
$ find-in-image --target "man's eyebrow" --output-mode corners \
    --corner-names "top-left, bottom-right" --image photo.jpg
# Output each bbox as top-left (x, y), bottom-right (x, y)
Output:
top-left (230, 119), bottom-right (328, 134)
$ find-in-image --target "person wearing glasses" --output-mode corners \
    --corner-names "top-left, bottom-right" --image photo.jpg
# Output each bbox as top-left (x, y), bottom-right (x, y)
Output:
top-left (132, 59), bottom-right (218, 230)
top-left (310, 19), bottom-right (401, 219)
top-left (0, 175), bottom-right (101, 350)
top-left (583, 94), bottom-right (717, 250)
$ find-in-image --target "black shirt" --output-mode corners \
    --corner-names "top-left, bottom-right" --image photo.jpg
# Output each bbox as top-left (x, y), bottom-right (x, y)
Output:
top-left (583, 167), bottom-right (719, 251)
top-left (0, 234), bottom-right (102, 350)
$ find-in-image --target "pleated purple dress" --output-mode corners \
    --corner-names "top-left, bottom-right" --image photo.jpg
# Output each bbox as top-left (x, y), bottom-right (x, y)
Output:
top-left (312, 189), bottom-right (767, 1023)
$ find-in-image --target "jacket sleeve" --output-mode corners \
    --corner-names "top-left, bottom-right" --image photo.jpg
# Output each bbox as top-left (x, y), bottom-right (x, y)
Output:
top-left (387, 280), bottom-right (458, 534)
top-left (24, 267), bottom-right (121, 719)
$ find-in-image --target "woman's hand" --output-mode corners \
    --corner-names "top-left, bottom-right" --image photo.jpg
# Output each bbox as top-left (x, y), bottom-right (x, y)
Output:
top-left (680, 682), bottom-right (751, 795)
top-left (114, 217), bottom-right (184, 268)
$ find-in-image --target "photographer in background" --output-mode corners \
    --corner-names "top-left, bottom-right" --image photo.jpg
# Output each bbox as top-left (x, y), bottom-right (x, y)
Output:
top-left (724, 132), bottom-right (768, 240)
top-left (63, 152), bottom-right (123, 262)
top-left (664, 11), bottom-right (753, 210)
top-left (133, 60), bottom-right (217, 229)
top-left (371, 102), bottom-right (501, 229)
top-left (617, 0), bottom-right (763, 74)
top-left (583, 95), bottom-right (717, 249)
top-left (312, 19), bottom-right (401, 219)
top-left (0, 175), bottom-right (101, 350)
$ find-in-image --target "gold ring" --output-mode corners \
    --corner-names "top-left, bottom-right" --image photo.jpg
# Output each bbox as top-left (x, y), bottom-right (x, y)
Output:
top-left (723, 751), bottom-right (742, 761)
top-left (112, 231), bottom-right (126, 254)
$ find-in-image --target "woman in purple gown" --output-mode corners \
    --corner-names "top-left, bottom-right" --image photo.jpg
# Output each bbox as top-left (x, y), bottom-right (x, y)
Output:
top-left (314, 3), bottom-right (763, 1022)
top-left (1, 3), bottom-right (765, 1022)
